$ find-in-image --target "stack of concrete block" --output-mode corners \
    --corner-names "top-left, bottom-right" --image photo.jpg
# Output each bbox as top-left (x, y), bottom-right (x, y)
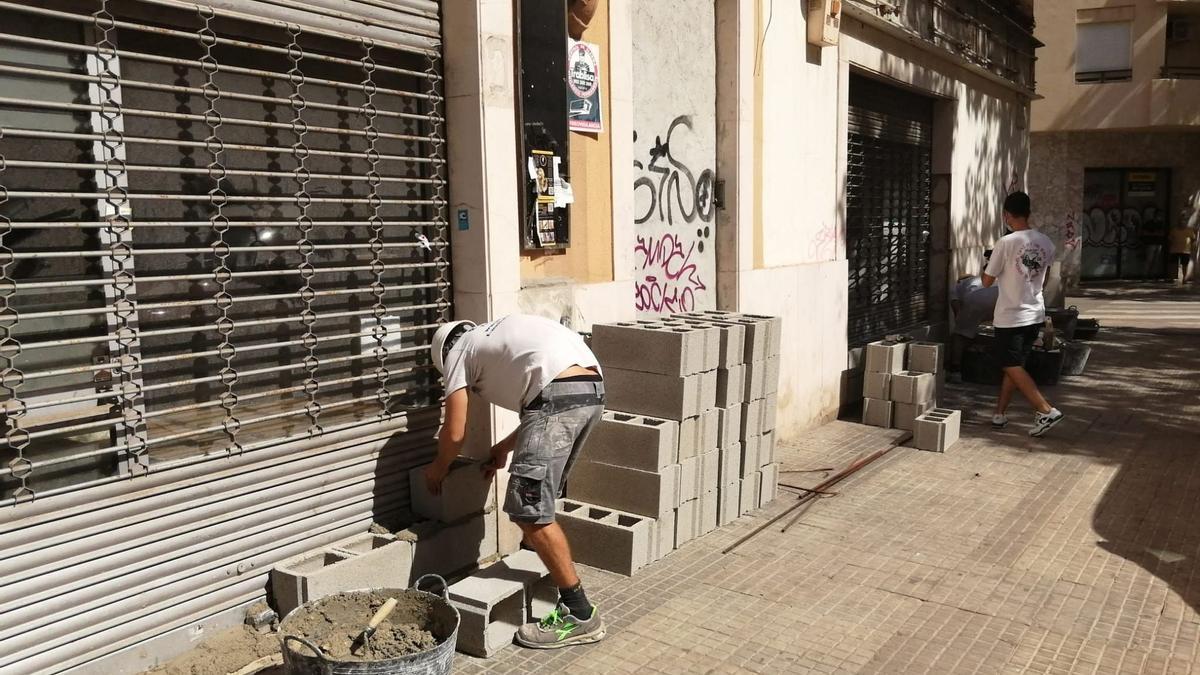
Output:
top-left (406, 458), bottom-right (500, 572)
top-left (862, 341), bottom-right (958, 447)
top-left (673, 312), bottom-right (782, 515)
top-left (448, 548), bottom-right (557, 657)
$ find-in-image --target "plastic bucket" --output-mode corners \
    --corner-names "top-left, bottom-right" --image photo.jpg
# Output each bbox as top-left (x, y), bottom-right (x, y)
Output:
top-left (1062, 341), bottom-right (1092, 376)
top-left (1047, 306), bottom-right (1080, 341)
top-left (280, 575), bottom-right (459, 675)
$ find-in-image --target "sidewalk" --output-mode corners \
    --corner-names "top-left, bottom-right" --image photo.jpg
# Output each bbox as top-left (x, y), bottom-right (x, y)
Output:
top-left (464, 288), bottom-right (1200, 674)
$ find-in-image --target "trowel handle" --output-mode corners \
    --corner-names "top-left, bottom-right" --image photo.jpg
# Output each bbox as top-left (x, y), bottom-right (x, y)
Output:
top-left (368, 598), bottom-right (399, 630)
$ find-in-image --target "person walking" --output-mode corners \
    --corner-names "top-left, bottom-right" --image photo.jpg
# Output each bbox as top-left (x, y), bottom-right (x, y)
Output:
top-left (982, 192), bottom-right (1065, 437)
top-left (424, 314), bottom-right (607, 649)
top-left (1168, 220), bottom-right (1195, 286)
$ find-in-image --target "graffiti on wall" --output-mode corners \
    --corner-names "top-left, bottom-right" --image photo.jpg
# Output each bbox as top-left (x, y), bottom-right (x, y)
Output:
top-left (1083, 206), bottom-right (1165, 248)
top-left (633, 115), bottom-right (716, 314)
top-left (1041, 212), bottom-right (1082, 255)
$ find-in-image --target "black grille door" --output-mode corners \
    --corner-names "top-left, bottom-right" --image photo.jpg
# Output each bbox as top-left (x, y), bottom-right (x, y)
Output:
top-left (845, 75), bottom-right (934, 347)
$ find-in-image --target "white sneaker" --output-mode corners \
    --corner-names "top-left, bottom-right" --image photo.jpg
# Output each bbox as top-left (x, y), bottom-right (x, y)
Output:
top-left (1030, 408), bottom-right (1064, 437)
top-left (991, 414), bottom-right (1009, 429)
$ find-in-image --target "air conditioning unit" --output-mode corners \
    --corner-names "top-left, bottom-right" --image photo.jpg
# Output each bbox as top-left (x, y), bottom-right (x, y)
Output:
top-left (1167, 17), bottom-right (1192, 42)
top-left (808, 0), bottom-right (843, 47)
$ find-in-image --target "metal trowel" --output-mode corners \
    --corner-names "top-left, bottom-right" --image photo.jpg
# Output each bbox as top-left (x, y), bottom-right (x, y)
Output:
top-left (349, 597), bottom-right (399, 656)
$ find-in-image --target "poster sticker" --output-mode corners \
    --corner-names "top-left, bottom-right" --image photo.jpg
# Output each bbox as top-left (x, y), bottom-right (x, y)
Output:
top-left (567, 40), bottom-right (603, 133)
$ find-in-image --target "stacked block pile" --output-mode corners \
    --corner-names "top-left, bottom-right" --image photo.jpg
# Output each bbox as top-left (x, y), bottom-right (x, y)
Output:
top-left (861, 340), bottom-right (961, 452)
top-left (562, 312), bottom-right (782, 576)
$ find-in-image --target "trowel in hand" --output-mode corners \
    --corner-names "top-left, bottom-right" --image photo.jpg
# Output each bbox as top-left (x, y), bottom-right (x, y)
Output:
top-left (350, 597), bottom-right (398, 656)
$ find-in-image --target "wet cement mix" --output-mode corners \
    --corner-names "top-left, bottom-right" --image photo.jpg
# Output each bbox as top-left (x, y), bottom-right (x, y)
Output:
top-left (283, 591), bottom-right (441, 662)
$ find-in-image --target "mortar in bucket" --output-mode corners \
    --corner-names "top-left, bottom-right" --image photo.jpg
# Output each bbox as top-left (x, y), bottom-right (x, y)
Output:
top-left (280, 575), bottom-right (459, 675)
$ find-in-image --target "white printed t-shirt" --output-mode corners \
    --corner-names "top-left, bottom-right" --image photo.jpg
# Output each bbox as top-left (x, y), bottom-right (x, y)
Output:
top-left (985, 229), bottom-right (1056, 329)
top-left (441, 314), bottom-right (600, 412)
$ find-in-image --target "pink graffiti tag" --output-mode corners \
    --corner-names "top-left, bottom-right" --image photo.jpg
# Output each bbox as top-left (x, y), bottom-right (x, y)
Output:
top-left (634, 233), bottom-right (707, 313)
top-left (1063, 212), bottom-right (1081, 251)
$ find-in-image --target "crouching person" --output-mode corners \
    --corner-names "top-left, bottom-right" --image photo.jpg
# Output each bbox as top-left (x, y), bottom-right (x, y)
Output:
top-left (424, 314), bottom-right (606, 648)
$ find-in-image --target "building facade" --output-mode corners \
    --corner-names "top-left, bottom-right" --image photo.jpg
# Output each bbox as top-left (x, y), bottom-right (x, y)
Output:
top-left (0, 0), bottom-right (1036, 672)
top-left (1030, 0), bottom-right (1200, 291)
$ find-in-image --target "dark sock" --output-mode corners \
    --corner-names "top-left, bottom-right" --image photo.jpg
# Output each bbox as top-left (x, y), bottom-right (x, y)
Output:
top-left (558, 583), bottom-right (593, 620)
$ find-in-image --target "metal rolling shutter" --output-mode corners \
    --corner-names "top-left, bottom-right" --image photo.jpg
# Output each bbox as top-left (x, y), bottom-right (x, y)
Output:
top-left (845, 74), bottom-right (934, 347)
top-left (0, 0), bottom-right (447, 671)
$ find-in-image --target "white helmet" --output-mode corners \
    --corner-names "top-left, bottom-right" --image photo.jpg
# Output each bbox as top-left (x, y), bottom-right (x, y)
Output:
top-left (431, 320), bottom-right (476, 373)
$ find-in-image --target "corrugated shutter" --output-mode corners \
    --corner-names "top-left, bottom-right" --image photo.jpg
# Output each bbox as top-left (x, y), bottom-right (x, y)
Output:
top-left (845, 74), bottom-right (934, 347)
top-left (0, 0), bottom-right (448, 672)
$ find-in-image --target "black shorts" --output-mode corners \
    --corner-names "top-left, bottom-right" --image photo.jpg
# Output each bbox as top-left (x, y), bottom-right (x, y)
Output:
top-left (993, 323), bottom-right (1041, 369)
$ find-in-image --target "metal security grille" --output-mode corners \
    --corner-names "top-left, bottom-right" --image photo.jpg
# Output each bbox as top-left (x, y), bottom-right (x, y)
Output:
top-left (845, 75), bottom-right (933, 347)
top-left (0, 0), bottom-right (448, 505)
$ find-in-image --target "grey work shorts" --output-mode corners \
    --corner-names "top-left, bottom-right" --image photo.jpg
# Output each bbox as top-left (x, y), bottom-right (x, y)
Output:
top-left (504, 380), bottom-right (605, 525)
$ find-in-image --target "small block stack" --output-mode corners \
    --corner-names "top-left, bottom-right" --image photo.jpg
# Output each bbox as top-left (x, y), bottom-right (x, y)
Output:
top-left (449, 548), bottom-right (558, 657)
top-left (861, 339), bottom-right (960, 451)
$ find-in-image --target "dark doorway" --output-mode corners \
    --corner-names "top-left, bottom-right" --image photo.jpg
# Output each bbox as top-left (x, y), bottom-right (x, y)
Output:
top-left (1081, 168), bottom-right (1171, 280)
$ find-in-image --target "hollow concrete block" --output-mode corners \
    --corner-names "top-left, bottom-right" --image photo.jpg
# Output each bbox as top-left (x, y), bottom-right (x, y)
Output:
top-left (890, 371), bottom-right (936, 405)
top-left (449, 575), bottom-right (525, 657)
top-left (740, 399), bottom-right (764, 442)
top-left (718, 443), bottom-right (741, 486)
top-left (591, 322), bottom-right (707, 376)
top-left (742, 360), bottom-right (766, 401)
top-left (740, 472), bottom-right (761, 515)
top-left (675, 499), bottom-right (699, 549)
top-left (715, 364), bottom-right (745, 409)
top-left (717, 406), bottom-right (742, 450)
top-left (914, 408), bottom-right (962, 453)
top-left (406, 513), bottom-right (498, 580)
top-left (669, 317), bottom-right (746, 368)
top-left (764, 356), bottom-right (780, 396)
top-left (699, 408), bottom-right (720, 453)
top-left (759, 431), bottom-right (776, 468)
top-left (758, 464), bottom-right (780, 508)
top-left (556, 499), bottom-right (652, 576)
top-left (761, 392), bottom-right (778, 434)
top-left (863, 398), bottom-right (894, 429)
top-left (679, 312), bottom-right (766, 363)
top-left (679, 455), bottom-right (700, 504)
top-left (908, 341), bottom-right (944, 374)
top-left (740, 436), bottom-right (761, 479)
top-left (476, 549), bottom-right (557, 621)
top-left (699, 489), bottom-right (719, 536)
top-left (603, 367), bottom-right (701, 420)
top-left (865, 340), bottom-right (907, 374)
top-left (864, 372), bottom-right (892, 401)
top-left (699, 369), bottom-right (718, 412)
top-left (718, 482), bottom-right (740, 526)
top-left (409, 458), bottom-right (496, 524)
top-left (895, 400), bottom-right (935, 432)
top-left (566, 461), bottom-right (680, 518)
top-left (699, 449), bottom-right (720, 493)
top-left (580, 411), bottom-right (679, 470)
top-left (679, 416), bottom-right (700, 460)
top-left (272, 538), bottom-right (410, 619)
top-left (653, 509), bottom-right (676, 562)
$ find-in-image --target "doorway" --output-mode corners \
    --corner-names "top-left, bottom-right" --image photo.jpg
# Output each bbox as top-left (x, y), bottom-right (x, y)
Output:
top-left (1081, 169), bottom-right (1171, 280)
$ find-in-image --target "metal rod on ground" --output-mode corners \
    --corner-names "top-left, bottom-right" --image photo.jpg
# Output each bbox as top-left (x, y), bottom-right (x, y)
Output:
top-left (721, 433), bottom-right (912, 555)
top-left (778, 483), bottom-right (839, 496)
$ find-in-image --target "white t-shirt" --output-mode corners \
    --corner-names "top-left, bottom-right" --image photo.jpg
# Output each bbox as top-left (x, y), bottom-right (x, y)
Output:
top-left (952, 276), bottom-right (998, 338)
top-left (985, 229), bottom-right (1056, 328)
top-left (441, 314), bottom-right (601, 412)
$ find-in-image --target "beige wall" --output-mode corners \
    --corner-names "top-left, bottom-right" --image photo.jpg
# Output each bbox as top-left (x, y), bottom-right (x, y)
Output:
top-left (1032, 0), bottom-right (1186, 132)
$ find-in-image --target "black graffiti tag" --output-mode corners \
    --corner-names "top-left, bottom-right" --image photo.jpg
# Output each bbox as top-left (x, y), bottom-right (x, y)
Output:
top-left (633, 116), bottom-right (715, 227)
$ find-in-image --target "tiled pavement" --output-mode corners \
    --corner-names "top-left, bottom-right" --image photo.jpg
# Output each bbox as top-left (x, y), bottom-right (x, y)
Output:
top-left (460, 287), bottom-right (1200, 674)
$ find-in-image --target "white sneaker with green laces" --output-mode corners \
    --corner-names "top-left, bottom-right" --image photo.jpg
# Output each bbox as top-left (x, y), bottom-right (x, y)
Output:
top-left (1030, 408), bottom-right (1064, 437)
top-left (515, 604), bottom-right (605, 649)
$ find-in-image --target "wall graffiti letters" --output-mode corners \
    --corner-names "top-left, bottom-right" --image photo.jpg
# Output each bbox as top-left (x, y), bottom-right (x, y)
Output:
top-left (634, 232), bottom-right (707, 313)
top-left (1084, 206), bottom-right (1165, 248)
top-left (633, 116), bottom-right (716, 230)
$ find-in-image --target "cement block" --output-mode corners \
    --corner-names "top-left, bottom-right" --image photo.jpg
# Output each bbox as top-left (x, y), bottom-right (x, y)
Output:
top-left (675, 499), bottom-right (699, 548)
top-left (581, 411), bottom-right (679, 470)
top-left (759, 431), bottom-right (776, 468)
top-left (863, 398), bottom-right (894, 428)
top-left (591, 322), bottom-right (707, 376)
top-left (556, 499), bottom-right (652, 576)
top-left (742, 359), bottom-right (766, 401)
top-left (680, 312), bottom-right (767, 363)
top-left (406, 513), bottom-right (498, 580)
top-left (653, 509), bottom-right (676, 562)
top-left (890, 371), bottom-right (936, 405)
top-left (914, 408), bottom-right (962, 453)
top-left (761, 392), bottom-right (778, 434)
top-left (739, 314), bottom-right (783, 358)
top-left (740, 472), bottom-right (761, 515)
top-left (740, 399), bottom-right (764, 441)
top-left (699, 369), bottom-right (718, 412)
top-left (476, 549), bottom-right (557, 621)
top-left (496, 499), bottom-right (523, 557)
top-left (449, 575), bottom-right (525, 657)
top-left (764, 356), bottom-right (780, 395)
top-left (718, 482), bottom-right (740, 526)
top-left (718, 444), bottom-right (741, 486)
top-left (272, 536), bottom-right (415, 618)
top-left (864, 372), bottom-right (892, 400)
top-left (740, 436), bottom-right (760, 479)
top-left (865, 340), bottom-right (906, 374)
top-left (895, 400), bottom-right (935, 432)
top-left (566, 461), bottom-right (680, 518)
top-left (908, 341), bottom-right (944, 374)
top-left (699, 449), bottom-right (721, 493)
top-left (409, 459), bottom-right (496, 524)
top-left (699, 489), bottom-right (719, 536)
top-left (698, 408), bottom-right (720, 452)
top-left (679, 416), bottom-right (700, 460)
top-left (717, 406), bottom-right (742, 449)
top-left (603, 367), bottom-right (701, 420)
top-left (758, 464), bottom-right (780, 508)
top-left (673, 318), bottom-right (746, 367)
top-left (679, 455), bottom-right (700, 503)
top-left (715, 364), bottom-right (745, 409)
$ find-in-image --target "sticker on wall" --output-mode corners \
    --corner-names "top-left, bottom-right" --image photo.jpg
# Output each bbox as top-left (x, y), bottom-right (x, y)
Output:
top-left (1127, 172), bottom-right (1157, 197)
top-left (567, 39), bottom-right (603, 133)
